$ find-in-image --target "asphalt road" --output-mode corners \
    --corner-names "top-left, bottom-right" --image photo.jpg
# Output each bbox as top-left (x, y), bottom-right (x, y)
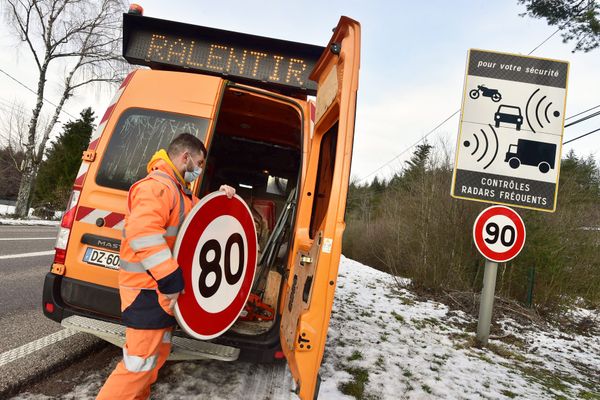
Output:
top-left (0, 224), bottom-right (105, 398)
top-left (0, 224), bottom-right (294, 399)
top-left (0, 224), bottom-right (60, 352)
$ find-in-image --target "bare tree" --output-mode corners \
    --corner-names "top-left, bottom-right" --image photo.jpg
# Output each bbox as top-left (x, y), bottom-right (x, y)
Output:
top-left (4, 0), bottom-right (127, 217)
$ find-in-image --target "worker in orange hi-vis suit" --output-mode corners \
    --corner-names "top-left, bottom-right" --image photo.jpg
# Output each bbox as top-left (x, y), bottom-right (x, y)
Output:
top-left (97, 133), bottom-right (235, 400)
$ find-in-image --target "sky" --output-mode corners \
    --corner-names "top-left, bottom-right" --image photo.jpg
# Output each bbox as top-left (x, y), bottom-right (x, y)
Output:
top-left (0, 0), bottom-right (599, 183)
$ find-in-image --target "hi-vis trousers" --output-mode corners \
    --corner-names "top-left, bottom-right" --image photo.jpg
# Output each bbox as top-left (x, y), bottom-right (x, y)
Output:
top-left (97, 327), bottom-right (172, 400)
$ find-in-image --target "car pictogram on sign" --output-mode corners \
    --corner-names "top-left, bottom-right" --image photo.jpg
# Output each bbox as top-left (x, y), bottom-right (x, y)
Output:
top-left (494, 105), bottom-right (523, 131)
top-left (173, 191), bottom-right (258, 340)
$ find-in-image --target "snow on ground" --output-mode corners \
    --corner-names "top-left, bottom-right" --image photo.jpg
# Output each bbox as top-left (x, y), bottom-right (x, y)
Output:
top-left (319, 257), bottom-right (599, 400)
top-left (0, 218), bottom-right (59, 226)
top-left (12, 256), bottom-right (600, 399)
top-left (0, 204), bottom-right (61, 224)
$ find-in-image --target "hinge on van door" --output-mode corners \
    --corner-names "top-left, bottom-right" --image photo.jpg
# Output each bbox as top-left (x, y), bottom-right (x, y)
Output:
top-left (300, 256), bottom-right (313, 266)
top-left (82, 150), bottom-right (96, 162)
top-left (330, 42), bottom-right (341, 55)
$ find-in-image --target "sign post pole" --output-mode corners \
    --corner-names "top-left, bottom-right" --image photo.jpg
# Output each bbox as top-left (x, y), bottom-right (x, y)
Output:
top-left (477, 259), bottom-right (498, 345)
top-left (472, 205), bottom-right (526, 346)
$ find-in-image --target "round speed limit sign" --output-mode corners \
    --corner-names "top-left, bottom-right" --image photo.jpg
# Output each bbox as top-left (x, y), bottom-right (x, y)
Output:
top-left (173, 192), bottom-right (257, 340)
top-left (473, 205), bottom-right (526, 263)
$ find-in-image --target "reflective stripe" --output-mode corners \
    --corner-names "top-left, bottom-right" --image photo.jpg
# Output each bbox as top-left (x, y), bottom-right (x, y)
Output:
top-left (150, 170), bottom-right (192, 198)
top-left (177, 190), bottom-right (185, 225)
top-left (140, 248), bottom-right (172, 270)
top-left (164, 225), bottom-right (179, 237)
top-left (119, 260), bottom-right (146, 273)
top-left (122, 347), bottom-right (158, 373)
top-left (162, 331), bottom-right (172, 343)
top-left (129, 234), bottom-right (167, 251)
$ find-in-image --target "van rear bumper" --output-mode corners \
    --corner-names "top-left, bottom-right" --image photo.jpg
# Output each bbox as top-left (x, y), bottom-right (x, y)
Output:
top-left (42, 273), bottom-right (121, 324)
top-left (42, 272), bottom-right (283, 363)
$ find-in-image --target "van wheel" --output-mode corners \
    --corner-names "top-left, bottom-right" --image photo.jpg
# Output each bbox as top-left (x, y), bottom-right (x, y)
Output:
top-left (508, 157), bottom-right (520, 169)
top-left (538, 162), bottom-right (550, 173)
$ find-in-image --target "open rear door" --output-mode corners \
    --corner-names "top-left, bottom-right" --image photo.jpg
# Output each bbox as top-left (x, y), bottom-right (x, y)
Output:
top-left (280, 16), bottom-right (360, 400)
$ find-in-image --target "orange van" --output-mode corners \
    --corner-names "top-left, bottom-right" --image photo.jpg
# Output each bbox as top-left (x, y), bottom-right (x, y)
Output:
top-left (42, 9), bottom-right (359, 400)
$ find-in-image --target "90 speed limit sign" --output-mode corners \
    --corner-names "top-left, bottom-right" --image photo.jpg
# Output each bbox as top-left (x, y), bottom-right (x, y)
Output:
top-left (473, 205), bottom-right (526, 263)
top-left (173, 192), bottom-right (257, 340)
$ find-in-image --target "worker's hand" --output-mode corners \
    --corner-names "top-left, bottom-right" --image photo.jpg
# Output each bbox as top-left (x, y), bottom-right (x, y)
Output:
top-left (219, 184), bottom-right (236, 199)
top-left (165, 289), bottom-right (185, 310)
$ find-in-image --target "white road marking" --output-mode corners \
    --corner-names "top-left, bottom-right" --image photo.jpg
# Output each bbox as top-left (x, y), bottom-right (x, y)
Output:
top-left (0, 237), bottom-right (55, 241)
top-left (0, 329), bottom-right (78, 367)
top-left (0, 250), bottom-right (55, 260)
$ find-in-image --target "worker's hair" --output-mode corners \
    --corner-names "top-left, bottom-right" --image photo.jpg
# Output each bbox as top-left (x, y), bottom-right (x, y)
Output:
top-left (167, 133), bottom-right (207, 158)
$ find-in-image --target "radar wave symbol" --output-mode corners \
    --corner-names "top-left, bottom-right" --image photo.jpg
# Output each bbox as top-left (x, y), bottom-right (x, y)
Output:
top-left (463, 124), bottom-right (498, 170)
top-left (525, 88), bottom-right (561, 133)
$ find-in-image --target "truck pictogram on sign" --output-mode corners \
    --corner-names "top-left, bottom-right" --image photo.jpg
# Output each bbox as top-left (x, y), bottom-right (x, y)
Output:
top-left (451, 49), bottom-right (569, 212)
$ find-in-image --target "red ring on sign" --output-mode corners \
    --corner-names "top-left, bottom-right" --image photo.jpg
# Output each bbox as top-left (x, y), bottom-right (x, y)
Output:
top-left (473, 206), bottom-right (526, 263)
top-left (175, 193), bottom-right (257, 338)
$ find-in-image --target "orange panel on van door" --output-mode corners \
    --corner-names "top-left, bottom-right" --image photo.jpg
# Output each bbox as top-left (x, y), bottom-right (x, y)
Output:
top-left (64, 70), bottom-right (225, 289)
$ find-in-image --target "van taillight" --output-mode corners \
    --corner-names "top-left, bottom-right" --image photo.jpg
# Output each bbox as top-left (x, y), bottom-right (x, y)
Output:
top-left (53, 190), bottom-right (80, 265)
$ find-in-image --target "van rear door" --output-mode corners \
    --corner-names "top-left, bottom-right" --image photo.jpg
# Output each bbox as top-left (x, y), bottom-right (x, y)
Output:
top-left (280, 17), bottom-right (360, 400)
top-left (61, 71), bottom-right (224, 314)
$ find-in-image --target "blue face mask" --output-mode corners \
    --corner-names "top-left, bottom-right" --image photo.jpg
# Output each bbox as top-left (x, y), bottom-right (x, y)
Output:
top-left (184, 166), bottom-right (202, 183)
top-left (183, 153), bottom-right (203, 183)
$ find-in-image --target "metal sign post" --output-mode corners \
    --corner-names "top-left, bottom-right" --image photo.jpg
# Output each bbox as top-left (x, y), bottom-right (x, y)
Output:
top-left (472, 205), bottom-right (526, 345)
top-left (477, 259), bottom-right (498, 345)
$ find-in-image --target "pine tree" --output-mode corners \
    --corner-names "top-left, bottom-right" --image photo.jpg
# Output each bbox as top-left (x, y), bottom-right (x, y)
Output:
top-left (392, 143), bottom-right (432, 191)
top-left (518, 0), bottom-right (600, 52)
top-left (34, 108), bottom-right (95, 211)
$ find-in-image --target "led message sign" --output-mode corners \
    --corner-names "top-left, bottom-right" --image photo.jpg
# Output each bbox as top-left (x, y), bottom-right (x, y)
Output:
top-left (123, 14), bottom-right (325, 95)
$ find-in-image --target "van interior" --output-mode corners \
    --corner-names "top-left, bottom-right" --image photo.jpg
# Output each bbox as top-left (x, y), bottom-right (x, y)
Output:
top-left (198, 87), bottom-right (303, 336)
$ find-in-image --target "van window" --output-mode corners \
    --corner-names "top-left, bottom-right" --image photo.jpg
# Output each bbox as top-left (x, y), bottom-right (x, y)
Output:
top-left (96, 108), bottom-right (209, 191)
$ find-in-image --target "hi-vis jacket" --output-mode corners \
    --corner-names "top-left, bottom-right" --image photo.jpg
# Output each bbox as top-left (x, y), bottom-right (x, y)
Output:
top-left (119, 150), bottom-right (198, 329)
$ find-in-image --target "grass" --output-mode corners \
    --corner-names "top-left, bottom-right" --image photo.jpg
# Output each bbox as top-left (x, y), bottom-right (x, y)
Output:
top-left (578, 391), bottom-right (600, 399)
top-left (422, 384), bottom-right (432, 394)
top-left (338, 366), bottom-right (370, 399)
top-left (375, 355), bottom-right (385, 370)
top-left (501, 389), bottom-right (517, 398)
top-left (487, 343), bottom-right (528, 363)
top-left (390, 311), bottom-right (405, 323)
top-left (348, 350), bottom-right (364, 361)
top-left (411, 317), bottom-right (440, 330)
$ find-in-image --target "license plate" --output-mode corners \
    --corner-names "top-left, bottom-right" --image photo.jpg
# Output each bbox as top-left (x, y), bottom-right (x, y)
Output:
top-left (83, 247), bottom-right (120, 270)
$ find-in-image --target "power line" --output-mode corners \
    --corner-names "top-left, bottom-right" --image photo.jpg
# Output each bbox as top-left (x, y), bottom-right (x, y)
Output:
top-left (563, 127), bottom-right (600, 145)
top-left (0, 67), bottom-right (77, 119)
top-left (565, 104), bottom-right (600, 121)
top-left (357, 111), bottom-right (459, 183)
top-left (527, 28), bottom-right (561, 55)
top-left (564, 110), bottom-right (600, 128)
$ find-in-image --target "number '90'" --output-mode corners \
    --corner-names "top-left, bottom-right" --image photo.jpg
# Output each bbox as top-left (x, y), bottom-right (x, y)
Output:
top-left (484, 222), bottom-right (516, 247)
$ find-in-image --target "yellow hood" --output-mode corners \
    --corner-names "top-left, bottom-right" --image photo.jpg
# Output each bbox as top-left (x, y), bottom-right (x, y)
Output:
top-left (146, 149), bottom-right (189, 188)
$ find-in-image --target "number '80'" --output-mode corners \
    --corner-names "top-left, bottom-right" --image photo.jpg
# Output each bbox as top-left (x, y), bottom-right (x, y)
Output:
top-left (198, 233), bottom-right (245, 298)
